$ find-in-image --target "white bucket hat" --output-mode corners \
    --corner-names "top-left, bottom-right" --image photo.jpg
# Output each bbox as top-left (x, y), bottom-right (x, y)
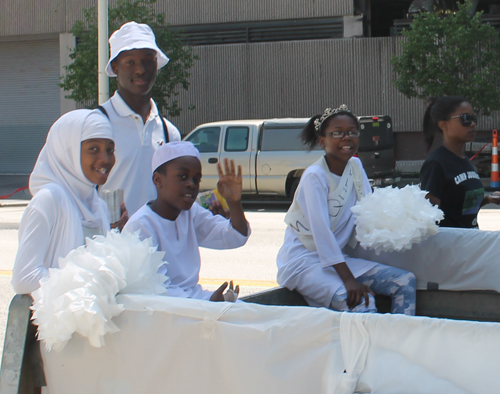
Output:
top-left (105, 21), bottom-right (170, 77)
top-left (152, 141), bottom-right (201, 174)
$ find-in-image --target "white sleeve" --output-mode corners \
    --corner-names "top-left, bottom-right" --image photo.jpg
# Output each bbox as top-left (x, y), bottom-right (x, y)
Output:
top-left (297, 171), bottom-right (345, 268)
top-left (192, 204), bottom-right (249, 249)
top-left (12, 206), bottom-right (52, 294)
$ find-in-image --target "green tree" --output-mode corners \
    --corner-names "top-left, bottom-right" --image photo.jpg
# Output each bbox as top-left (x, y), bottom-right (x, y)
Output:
top-left (392, 0), bottom-right (500, 115)
top-left (59, 0), bottom-right (197, 117)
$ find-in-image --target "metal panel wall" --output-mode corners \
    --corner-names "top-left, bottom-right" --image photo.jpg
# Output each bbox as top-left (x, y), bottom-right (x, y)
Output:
top-left (0, 39), bottom-right (61, 174)
top-left (0, 0), bottom-right (66, 36)
top-left (170, 37), bottom-right (500, 137)
top-left (1, 0), bottom-right (354, 36)
top-left (170, 37), bottom-right (417, 135)
top-left (65, 0), bottom-right (96, 30)
top-left (152, 0), bottom-right (353, 25)
top-left (0, 0), bottom-right (98, 36)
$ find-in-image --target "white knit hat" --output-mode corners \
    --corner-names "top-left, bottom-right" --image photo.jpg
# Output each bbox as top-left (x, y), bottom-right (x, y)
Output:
top-left (152, 141), bottom-right (201, 173)
top-left (105, 21), bottom-right (170, 77)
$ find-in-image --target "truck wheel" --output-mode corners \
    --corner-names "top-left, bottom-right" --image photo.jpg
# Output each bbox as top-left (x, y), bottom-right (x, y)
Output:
top-left (289, 178), bottom-right (300, 200)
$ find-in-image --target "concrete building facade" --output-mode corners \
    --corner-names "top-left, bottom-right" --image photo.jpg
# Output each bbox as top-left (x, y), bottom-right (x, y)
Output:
top-left (1, 0), bottom-right (498, 174)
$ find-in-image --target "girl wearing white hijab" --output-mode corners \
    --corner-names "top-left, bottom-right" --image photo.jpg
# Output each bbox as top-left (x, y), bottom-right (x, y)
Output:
top-left (12, 109), bottom-right (115, 294)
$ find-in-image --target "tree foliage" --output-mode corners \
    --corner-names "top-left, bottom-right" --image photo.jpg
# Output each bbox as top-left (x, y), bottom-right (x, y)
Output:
top-left (392, 0), bottom-right (500, 115)
top-left (59, 0), bottom-right (197, 117)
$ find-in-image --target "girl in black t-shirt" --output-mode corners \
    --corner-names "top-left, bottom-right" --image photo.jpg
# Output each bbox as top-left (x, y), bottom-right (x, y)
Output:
top-left (420, 96), bottom-right (500, 228)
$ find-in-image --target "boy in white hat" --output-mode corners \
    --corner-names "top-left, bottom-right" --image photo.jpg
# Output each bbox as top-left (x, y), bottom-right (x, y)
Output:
top-left (124, 141), bottom-right (250, 301)
top-left (99, 21), bottom-right (182, 221)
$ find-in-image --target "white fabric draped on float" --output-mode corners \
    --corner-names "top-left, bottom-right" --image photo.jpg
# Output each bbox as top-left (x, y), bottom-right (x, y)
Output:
top-left (345, 227), bottom-right (500, 291)
top-left (41, 294), bottom-right (500, 394)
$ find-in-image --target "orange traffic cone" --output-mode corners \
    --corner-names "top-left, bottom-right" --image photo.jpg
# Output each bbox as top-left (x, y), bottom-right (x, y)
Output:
top-left (491, 129), bottom-right (499, 188)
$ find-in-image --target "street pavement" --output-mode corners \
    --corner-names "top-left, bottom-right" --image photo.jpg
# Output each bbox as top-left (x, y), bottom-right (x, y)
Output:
top-left (0, 196), bottom-right (499, 358)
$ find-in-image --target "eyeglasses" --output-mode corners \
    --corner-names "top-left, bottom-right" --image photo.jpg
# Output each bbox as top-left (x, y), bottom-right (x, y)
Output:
top-left (449, 113), bottom-right (477, 127)
top-left (324, 130), bottom-right (361, 139)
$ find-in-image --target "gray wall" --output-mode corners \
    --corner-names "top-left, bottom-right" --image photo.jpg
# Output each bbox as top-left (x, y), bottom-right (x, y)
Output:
top-left (0, 38), bottom-right (61, 174)
top-left (168, 37), bottom-right (409, 133)
top-left (0, 0), bottom-right (92, 36)
top-left (2, 0), bottom-right (499, 165)
top-left (0, 0), bottom-right (353, 36)
top-left (171, 36), bottom-right (500, 138)
top-left (154, 0), bottom-right (353, 25)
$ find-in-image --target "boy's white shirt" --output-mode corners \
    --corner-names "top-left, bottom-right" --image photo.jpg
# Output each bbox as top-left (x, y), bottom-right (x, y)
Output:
top-left (124, 202), bottom-right (250, 300)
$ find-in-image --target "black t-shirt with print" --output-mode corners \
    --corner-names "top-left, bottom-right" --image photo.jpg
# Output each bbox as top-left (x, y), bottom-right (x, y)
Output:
top-left (420, 146), bottom-right (484, 228)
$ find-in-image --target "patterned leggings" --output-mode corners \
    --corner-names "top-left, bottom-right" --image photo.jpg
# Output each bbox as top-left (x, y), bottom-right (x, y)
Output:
top-left (330, 263), bottom-right (416, 316)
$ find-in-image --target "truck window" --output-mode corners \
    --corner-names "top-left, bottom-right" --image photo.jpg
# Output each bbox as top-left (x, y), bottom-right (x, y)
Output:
top-left (261, 127), bottom-right (322, 151)
top-left (225, 127), bottom-right (249, 151)
top-left (185, 127), bottom-right (220, 153)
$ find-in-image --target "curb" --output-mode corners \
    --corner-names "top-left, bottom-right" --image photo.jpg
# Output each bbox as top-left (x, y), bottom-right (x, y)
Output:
top-left (0, 200), bottom-right (30, 207)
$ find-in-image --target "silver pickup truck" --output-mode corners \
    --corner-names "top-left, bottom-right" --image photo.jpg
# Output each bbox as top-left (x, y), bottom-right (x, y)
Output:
top-left (184, 116), bottom-right (400, 198)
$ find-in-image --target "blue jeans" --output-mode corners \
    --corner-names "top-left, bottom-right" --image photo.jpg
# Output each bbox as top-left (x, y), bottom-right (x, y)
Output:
top-left (330, 263), bottom-right (416, 316)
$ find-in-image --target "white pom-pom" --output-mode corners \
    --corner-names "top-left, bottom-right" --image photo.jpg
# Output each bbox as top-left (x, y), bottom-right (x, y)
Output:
top-left (351, 185), bottom-right (444, 254)
top-left (31, 230), bottom-right (168, 352)
top-left (86, 231), bottom-right (169, 295)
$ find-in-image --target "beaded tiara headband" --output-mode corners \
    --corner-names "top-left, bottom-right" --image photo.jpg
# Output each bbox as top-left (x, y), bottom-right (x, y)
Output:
top-left (314, 104), bottom-right (351, 131)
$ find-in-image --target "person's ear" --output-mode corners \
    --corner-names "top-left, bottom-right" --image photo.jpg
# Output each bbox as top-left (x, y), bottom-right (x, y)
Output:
top-left (318, 135), bottom-right (325, 149)
top-left (152, 172), bottom-right (163, 188)
top-left (438, 120), bottom-right (448, 134)
top-left (111, 59), bottom-right (119, 76)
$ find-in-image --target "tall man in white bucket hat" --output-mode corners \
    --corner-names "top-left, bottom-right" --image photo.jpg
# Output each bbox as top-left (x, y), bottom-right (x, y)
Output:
top-left (99, 21), bottom-right (182, 219)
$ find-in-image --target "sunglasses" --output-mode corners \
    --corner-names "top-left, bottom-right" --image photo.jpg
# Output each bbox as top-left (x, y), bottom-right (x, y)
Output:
top-left (449, 113), bottom-right (477, 127)
top-left (324, 130), bottom-right (361, 139)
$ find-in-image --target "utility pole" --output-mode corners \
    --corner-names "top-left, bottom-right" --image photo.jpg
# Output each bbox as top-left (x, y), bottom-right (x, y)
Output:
top-left (97, 0), bottom-right (109, 104)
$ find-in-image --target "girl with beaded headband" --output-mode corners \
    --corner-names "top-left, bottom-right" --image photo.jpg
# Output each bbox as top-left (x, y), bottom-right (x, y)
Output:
top-left (277, 105), bottom-right (416, 314)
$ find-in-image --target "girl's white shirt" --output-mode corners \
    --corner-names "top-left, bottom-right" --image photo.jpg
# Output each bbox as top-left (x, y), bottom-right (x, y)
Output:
top-left (12, 110), bottom-right (113, 294)
top-left (277, 157), bottom-right (377, 307)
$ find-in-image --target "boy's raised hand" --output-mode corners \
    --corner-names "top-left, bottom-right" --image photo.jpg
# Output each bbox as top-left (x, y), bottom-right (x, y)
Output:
top-left (217, 159), bottom-right (242, 203)
top-left (216, 158), bottom-right (248, 237)
top-left (210, 281), bottom-right (240, 302)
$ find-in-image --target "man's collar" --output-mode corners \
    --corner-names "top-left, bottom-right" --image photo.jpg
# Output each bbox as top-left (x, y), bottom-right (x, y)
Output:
top-left (110, 91), bottom-right (157, 119)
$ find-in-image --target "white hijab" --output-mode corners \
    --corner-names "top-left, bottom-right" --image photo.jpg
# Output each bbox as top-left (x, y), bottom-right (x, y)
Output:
top-left (29, 109), bottom-right (114, 229)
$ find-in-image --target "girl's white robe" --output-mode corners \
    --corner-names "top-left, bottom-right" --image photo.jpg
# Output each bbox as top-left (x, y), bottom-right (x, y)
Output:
top-left (12, 184), bottom-right (109, 294)
top-left (277, 157), bottom-right (377, 308)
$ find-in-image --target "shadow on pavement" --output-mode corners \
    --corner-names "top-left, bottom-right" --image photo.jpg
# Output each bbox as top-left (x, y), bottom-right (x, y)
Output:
top-left (242, 197), bottom-right (291, 213)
